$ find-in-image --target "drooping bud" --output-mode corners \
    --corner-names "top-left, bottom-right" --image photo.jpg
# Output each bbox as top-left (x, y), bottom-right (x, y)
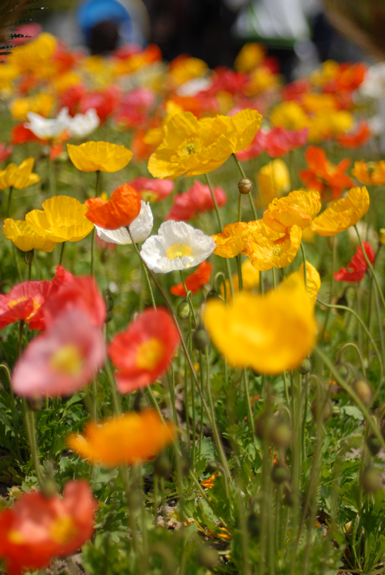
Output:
top-left (255, 412), bottom-right (274, 441)
top-left (134, 390), bottom-right (150, 413)
top-left (27, 396), bottom-right (43, 411)
top-left (24, 249), bottom-right (34, 266)
top-left (206, 289), bottom-right (219, 301)
top-left (153, 451), bottom-right (171, 478)
top-left (367, 434), bottom-right (382, 457)
top-left (177, 300), bottom-right (190, 320)
top-left (196, 546), bottom-right (218, 568)
top-left (238, 178), bottom-right (253, 195)
top-left (352, 379), bottom-right (372, 406)
top-left (360, 465), bottom-right (381, 493)
top-left (206, 460), bottom-right (219, 474)
top-left (247, 512), bottom-right (261, 536)
top-left (271, 463), bottom-right (290, 484)
top-left (193, 327), bottom-right (209, 351)
top-left (311, 398), bottom-right (333, 423)
top-left (270, 421), bottom-right (292, 449)
top-left (299, 358), bottom-right (311, 375)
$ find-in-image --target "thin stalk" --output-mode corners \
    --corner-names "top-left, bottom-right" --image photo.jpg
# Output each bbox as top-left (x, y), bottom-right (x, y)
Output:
top-left (132, 237), bottom-right (157, 310)
top-left (105, 361), bottom-right (121, 415)
top-left (355, 225), bottom-right (385, 311)
top-left (337, 342), bottom-right (366, 378)
top-left (300, 242), bottom-right (307, 291)
top-left (320, 236), bottom-right (336, 339)
top-left (179, 271), bottom-right (197, 328)
top-left (48, 155), bottom-right (56, 197)
top-left (6, 186), bottom-right (13, 218)
top-left (232, 153), bottom-right (259, 219)
top-left (243, 370), bottom-right (254, 436)
top-left (59, 241), bottom-right (66, 266)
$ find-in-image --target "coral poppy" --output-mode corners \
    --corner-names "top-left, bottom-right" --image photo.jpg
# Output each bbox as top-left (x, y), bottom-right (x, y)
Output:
top-left (337, 121), bottom-right (371, 149)
top-left (263, 190), bottom-right (321, 233)
top-left (0, 480), bottom-right (97, 575)
top-left (141, 221), bottom-right (216, 273)
top-left (311, 187), bottom-right (370, 237)
top-left (95, 201), bottom-right (153, 245)
top-left (128, 177), bottom-right (174, 203)
top-left (236, 130), bottom-right (266, 161)
top-left (352, 160), bottom-right (385, 186)
top-left (108, 308), bottom-right (180, 392)
top-left (85, 184), bottom-right (141, 230)
top-left (0, 158), bottom-right (40, 191)
top-left (12, 309), bottom-right (105, 397)
top-left (170, 261), bottom-right (212, 296)
top-left (204, 275), bottom-right (317, 374)
top-left (264, 127), bottom-right (309, 158)
top-left (3, 219), bottom-right (57, 253)
top-left (257, 159), bottom-right (290, 207)
top-left (0, 281), bottom-right (53, 331)
top-left (166, 179), bottom-right (227, 221)
top-left (67, 141), bottom-right (132, 172)
top-left (67, 410), bottom-right (176, 466)
top-left (334, 242), bottom-right (375, 283)
top-left (246, 221), bottom-right (302, 271)
top-left (299, 146), bottom-right (353, 200)
top-left (26, 196), bottom-right (94, 243)
top-left (0, 143), bottom-right (13, 163)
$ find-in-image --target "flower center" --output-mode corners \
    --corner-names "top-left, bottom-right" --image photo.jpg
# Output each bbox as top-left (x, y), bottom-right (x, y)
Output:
top-left (50, 344), bottom-right (83, 376)
top-left (186, 143), bottom-right (196, 155)
top-left (50, 515), bottom-right (78, 545)
top-left (8, 297), bottom-right (40, 320)
top-left (136, 338), bottom-right (165, 370)
top-left (166, 243), bottom-right (192, 260)
top-left (8, 529), bottom-right (25, 544)
top-left (141, 190), bottom-right (158, 203)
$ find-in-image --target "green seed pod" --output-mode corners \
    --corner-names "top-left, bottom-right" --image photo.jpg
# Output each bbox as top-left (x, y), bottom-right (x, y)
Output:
top-left (247, 512), bottom-right (261, 537)
top-left (238, 178), bottom-right (253, 195)
top-left (270, 421), bottom-right (292, 449)
top-left (42, 478), bottom-right (57, 499)
top-left (271, 463), bottom-right (290, 484)
top-left (177, 300), bottom-right (190, 320)
top-left (311, 398), bottom-right (333, 423)
top-left (192, 328), bottom-right (209, 350)
top-left (367, 434), bottom-right (382, 457)
top-left (254, 412), bottom-right (274, 441)
top-left (134, 391), bottom-right (150, 413)
top-left (206, 289), bottom-right (219, 301)
top-left (299, 358), bottom-right (311, 375)
top-left (24, 249), bottom-right (34, 266)
top-left (196, 546), bottom-right (218, 569)
top-left (361, 465), bottom-right (381, 493)
top-left (353, 380), bottom-right (372, 406)
top-left (153, 452), bottom-right (171, 478)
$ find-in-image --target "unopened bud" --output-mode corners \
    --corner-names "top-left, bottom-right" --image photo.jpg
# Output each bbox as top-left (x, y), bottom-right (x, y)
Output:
top-left (271, 463), bottom-right (290, 484)
top-left (177, 300), bottom-right (190, 320)
top-left (42, 478), bottom-right (57, 499)
top-left (192, 328), bottom-right (209, 351)
top-left (238, 178), bottom-right (253, 195)
top-left (255, 412), bottom-right (274, 441)
top-left (134, 391), bottom-right (150, 413)
top-left (153, 452), bottom-right (171, 478)
top-left (24, 249), bottom-right (34, 266)
top-left (311, 398), bottom-right (333, 423)
top-left (367, 434), bottom-right (382, 456)
top-left (299, 358), bottom-right (311, 375)
top-left (270, 421), bottom-right (292, 449)
top-left (361, 465), bottom-right (381, 493)
top-left (206, 289), bottom-right (219, 301)
top-left (353, 379), bottom-right (372, 406)
top-left (206, 460), bottom-right (219, 474)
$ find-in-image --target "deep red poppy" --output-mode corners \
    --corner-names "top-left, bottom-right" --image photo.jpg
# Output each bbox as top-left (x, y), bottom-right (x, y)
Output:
top-left (108, 308), bottom-right (180, 393)
top-left (170, 261), bottom-right (212, 296)
top-left (166, 179), bottom-right (226, 221)
top-left (334, 242), bottom-right (375, 283)
top-left (79, 86), bottom-right (120, 123)
top-left (236, 130), bottom-right (266, 161)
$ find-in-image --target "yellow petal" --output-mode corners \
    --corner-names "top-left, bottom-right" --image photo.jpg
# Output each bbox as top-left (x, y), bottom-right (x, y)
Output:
top-left (246, 221), bottom-right (302, 271)
top-left (3, 219), bottom-right (57, 252)
top-left (67, 141), bottom-right (132, 172)
top-left (263, 190), bottom-right (321, 233)
top-left (311, 187), bottom-right (370, 237)
top-left (285, 261), bottom-right (321, 306)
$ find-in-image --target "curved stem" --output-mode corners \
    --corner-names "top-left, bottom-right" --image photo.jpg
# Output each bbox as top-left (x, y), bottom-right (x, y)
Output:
top-left (355, 225), bottom-right (385, 310)
top-left (337, 342), bottom-right (366, 378)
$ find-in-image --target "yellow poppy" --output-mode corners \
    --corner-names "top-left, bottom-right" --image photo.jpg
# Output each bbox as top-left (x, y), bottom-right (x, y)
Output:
top-left (263, 190), bottom-right (321, 233)
top-left (285, 261), bottom-right (321, 306)
top-left (0, 159), bottom-right (40, 191)
top-left (3, 219), bottom-right (57, 253)
top-left (10, 93), bottom-right (54, 121)
top-left (302, 226), bottom-right (315, 243)
top-left (352, 160), bottom-right (385, 186)
top-left (270, 101), bottom-right (309, 131)
top-left (311, 187), bottom-right (370, 237)
top-left (220, 258), bottom-right (260, 299)
top-left (204, 275), bottom-right (317, 374)
top-left (257, 159), bottom-right (290, 208)
top-left (168, 57), bottom-right (208, 87)
top-left (7, 33), bottom-right (57, 76)
top-left (148, 109), bottom-right (262, 179)
top-left (67, 410), bottom-right (176, 467)
top-left (212, 221), bottom-right (258, 258)
top-left (26, 196), bottom-right (94, 243)
top-left (67, 141), bottom-right (133, 173)
top-left (246, 221), bottom-right (302, 271)
top-left (234, 43), bottom-right (265, 72)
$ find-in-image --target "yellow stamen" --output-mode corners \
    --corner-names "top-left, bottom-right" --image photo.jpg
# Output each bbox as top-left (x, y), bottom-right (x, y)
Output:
top-left (8, 530), bottom-right (25, 544)
top-left (49, 515), bottom-right (78, 544)
top-left (136, 338), bottom-right (165, 370)
top-left (166, 243), bottom-right (192, 260)
top-left (50, 344), bottom-right (83, 375)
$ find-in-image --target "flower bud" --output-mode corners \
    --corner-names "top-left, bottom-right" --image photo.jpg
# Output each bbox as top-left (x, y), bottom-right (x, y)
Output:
top-left (311, 398), bottom-right (333, 423)
top-left (206, 460), bottom-right (219, 474)
top-left (360, 465), bottom-right (381, 493)
top-left (192, 328), bottom-right (209, 351)
top-left (353, 380), bottom-right (372, 405)
top-left (197, 546), bottom-right (218, 569)
top-left (27, 396), bottom-right (43, 411)
top-left (206, 289), bottom-right (219, 301)
top-left (153, 452), bottom-right (171, 478)
top-left (177, 300), bottom-right (190, 320)
top-left (367, 434), bottom-right (382, 456)
top-left (299, 358), bottom-right (311, 375)
top-left (283, 484), bottom-right (295, 507)
top-left (42, 478), bottom-right (57, 499)
top-left (255, 412), bottom-right (274, 441)
top-left (247, 512), bottom-right (261, 537)
top-left (238, 178), bottom-right (253, 195)
top-left (134, 390), bottom-right (150, 413)
top-left (271, 463), bottom-right (290, 484)
top-left (270, 421), bottom-right (292, 449)
top-left (24, 249), bottom-right (34, 266)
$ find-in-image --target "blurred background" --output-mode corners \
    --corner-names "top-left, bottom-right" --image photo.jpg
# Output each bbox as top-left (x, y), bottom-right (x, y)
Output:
top-left (23, 0), bottom-right (371, 80)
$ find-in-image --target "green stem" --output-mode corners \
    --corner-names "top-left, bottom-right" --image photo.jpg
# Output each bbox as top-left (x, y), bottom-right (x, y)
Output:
top-left (355, 225), bottom-right (385, 311)
top-left (59, 241), bottom-right (66, 266)
top-left (320, 236), bottom-right (336, 339)
top-left (300, 242), bottom-right (307, 291)
top-left (337, 342), bottom-right (366, 378)
top-left (6, 185), bottom-right (13, 218)
top-left (232, 153), bottom-right (259, 219)
top-left (179, 271), bottom-right (197, 328)
top-left (105, 361), bottom-right (121, 415)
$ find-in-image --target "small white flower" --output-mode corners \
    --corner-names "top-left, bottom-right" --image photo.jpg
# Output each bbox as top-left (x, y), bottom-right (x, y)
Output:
top-left (25, 107), bottom-right (71, 139)
top-left (360, 63), bottom-right (385, 100)
top-left (95, 201), bottom-right (153, 245)
top-left (67, 109), bottom-right (100, 139)
top-left (140, 220), bottom-right (215, 273)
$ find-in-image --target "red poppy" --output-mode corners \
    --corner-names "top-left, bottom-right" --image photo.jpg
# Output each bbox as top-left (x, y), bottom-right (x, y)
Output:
top-left (85, 184), bottom-right (141, 230)
top-left (0, 143), bottom-right (13, 163)
top-left (264, 127), bottom-right (308, 157)
top-left (205, 67), bottom-right (247, 96)
top-left (334, 242), bottom-right (375, 283)
top-left (170, 261), bottom-right (212, 296)
top-left (323, 62), bottom-right (366, 94)
top-left (236, 130), bottom-right (266, 161)
top-left (11, 124), bottom-right (46, 146)
top-left (79, 86), bottom-right (120, 123)
top-left (108, 308), bottom-right (180, 393)
top-left (129, 176), bottom-right (174, 203)
top-left (114, 88), bottom-right (156, 129)
top-left (59, 84), bottom-right (85, 117)
top-left (166, 179), bottom-right (227, 221)
top-left (0, 480), bottom-right (97, 575)
top-left (282, 78), bottom-right (310, 102)
top-left (299, 146), bottom-right (353, 200)
top-left (337, 122), bottom-right (371, 149)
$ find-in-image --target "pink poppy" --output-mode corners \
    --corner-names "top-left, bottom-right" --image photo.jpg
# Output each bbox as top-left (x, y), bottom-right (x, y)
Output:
top-left (166, 179), bottom-right (226, 221)
top-left (12, 309), bottom-right (106, 397)
top-left (0, 143), bottom-right (13, 163)
top-left (128, 177), bottom-right (174, 203)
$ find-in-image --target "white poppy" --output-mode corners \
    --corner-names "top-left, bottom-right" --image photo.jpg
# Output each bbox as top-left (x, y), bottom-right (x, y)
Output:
top-left (140, 220), bottom-right (215, 273)
top-left (25, 107), bottom-right (71, 140)
top-left (95, 201), bottom-right (153, 245)
top-left (67, 109), bottom-right (100, 139)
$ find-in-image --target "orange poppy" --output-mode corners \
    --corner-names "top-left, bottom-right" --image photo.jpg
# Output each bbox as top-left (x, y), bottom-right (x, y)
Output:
top-left (85, 184), bottom-right (141, 230)
top-left (337, 122), bottom-right (371, 149)
top-left (352, 160), bottom-right (385, 186)
top-left (170, 261), bottom-right (212, 296)
top-left (299, 146), bottom-right (353, 200)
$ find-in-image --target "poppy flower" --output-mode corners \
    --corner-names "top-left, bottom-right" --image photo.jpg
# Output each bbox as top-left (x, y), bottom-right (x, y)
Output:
top-left (66, 109), bottom-right (100, 139)
top-left (166, 179), bottom-right (227, 221)
top-left (352, 160), bottom-right (385, 186)
top-left (212, 221), bottom-right (257, 258)
top-left (0, 158), bottom-right (40, 191)
top-left (26, 196), bottom-right (94, 243)
top-left (25, 108), bottom-right (70, 140)
top-left (85, 184), bottom-right (141, 230)
top-left (67, 410), bottom-right (176, 467)
top-left (285, 261), bottom-right (321, 306)
top-left (0, 281), bottom-right (53, 331)
top-left (12, 309), bottom-right (105, 398)
top-left (108, 308), bottom-right (180, 392)
top-left (140, 221), bottom-right (216, 273)
top-left (257, 159), bottom-right (290, 207)
top-left (263, 190), bottom-right (321, 234)
top-left (299, 146), bottom-right (353, 200)
top-left (3, 219), bottom-right (57, 253)
top-left (234, 42), bottom-right (265, 72)
top-left (264, 127), bottom-right (309, 158)
top-left (0, 143), bottom-right (13, 163)
top-left (79, 86), bottom-right (120, 123)
top-left (236, 130), bottom-right (266, 161)
top-left (334, 242), bottom-right (375, 283)
top-left (11, 124), bottom-right (47, 145)
top-left (128, 177), bottom-right (174, 203)
top-left (246, 221), bottom-right (302, 271)
top-left (95, 201), bottom-right (153, 245)
top-left (220, 259), bottom-right (260, 299)
top-left (270, 101), bottom-right (309, 131)
top-left (204, 274), bottom-right (317, 374)
top-left (311, 187), bottom-right (370, 237)
top-left (337, 121), bottom-right (371, 149)
top-left (170, 261), bottom-right (212, 296)
top-left (0, 480), bottom-right (97, 575)
top-left (67, 141), bottom-right (132, 172)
